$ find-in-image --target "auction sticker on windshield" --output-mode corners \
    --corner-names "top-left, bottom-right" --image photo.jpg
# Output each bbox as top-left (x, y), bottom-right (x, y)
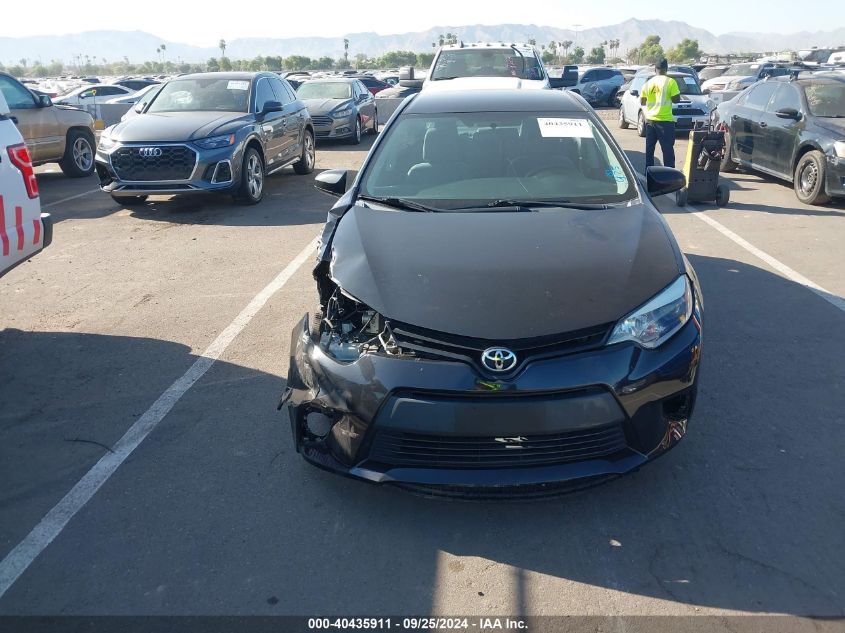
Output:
top-left (683, 77), bottom-right (697, 85)
top-left (227, 80), bottom-right (250, 90)
top-left (537, 118), bottom-right (593, 138)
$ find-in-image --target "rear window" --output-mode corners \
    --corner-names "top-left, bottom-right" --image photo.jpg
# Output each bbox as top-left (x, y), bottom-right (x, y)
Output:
top-left (431, 49), bottom-right (543, 81)
top-left (360, 111), bottom-right (636, 207)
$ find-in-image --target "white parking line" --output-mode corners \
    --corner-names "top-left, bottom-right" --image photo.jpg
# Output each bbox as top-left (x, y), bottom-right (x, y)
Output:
top-left (0, 236), bottom-right (318, 600)
top-left (684, 208), bottom-right (845, 314)
top-left (42, 188), bottom-right (101, 209)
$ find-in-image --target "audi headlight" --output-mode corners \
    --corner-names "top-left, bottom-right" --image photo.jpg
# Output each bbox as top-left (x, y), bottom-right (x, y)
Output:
top-left (607, 276), bottom-right (693, 349)
top-left (98, 127), bottom-right (116, 150)
top-left (194, 134), bottom-right (235, 150)
top-left (834, 141), bottom-right (845, 158)
top-left (331, 108), bottom-right (353, 119)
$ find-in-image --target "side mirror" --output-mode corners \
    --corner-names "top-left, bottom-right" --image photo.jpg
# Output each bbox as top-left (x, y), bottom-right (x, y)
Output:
top-left (775, 107), bottom-right (801, 120)
top-left (548, 77), bottom-right (566, 89)
top-left (262, 100), bottom-right (283, 114)
top-left (646, 166), bottom-right (686, 197)
top-left (629, 89), bottom-right (639, 97)
top-left (315, 169), bottom-right (348, 197)
top-left (702, 88), bottom-right (711, 95)
top-left (134, 102), bottom-right (147, 113)
top-left (38, 95), bottom-right (53, 108)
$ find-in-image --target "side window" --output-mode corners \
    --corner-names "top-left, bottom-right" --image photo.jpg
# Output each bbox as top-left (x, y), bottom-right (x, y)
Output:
top-left (80, 89), bottom-right (96, 99)
top-left (102, 87), bottom-right (125, 96)
top-left (269, 78), bottom-right (293, 105)
top-left (630, 77), bottom-right (647, 92)
top-left (581, 71), bottom-right (595, 83)
top-left (744, 83), bottom-right (778, 110)
top-left (356, 81), bottom-right (367, 97)
top-left (0, 75), bottom-right (36, 109)
top-left (254, 78), bottom-right (276, 112)
top-left (769, 84), bottom-right (801, 113)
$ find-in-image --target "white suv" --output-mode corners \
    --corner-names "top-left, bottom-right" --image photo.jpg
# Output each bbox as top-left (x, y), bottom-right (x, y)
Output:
top-left (0, 91), bottom-right (51, 278)
top-left (424, 42), bottom-right (551, 91)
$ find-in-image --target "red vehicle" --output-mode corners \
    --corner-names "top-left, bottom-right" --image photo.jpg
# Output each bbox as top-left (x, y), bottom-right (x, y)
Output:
top-left (353, 75), bottom-right (391, 96)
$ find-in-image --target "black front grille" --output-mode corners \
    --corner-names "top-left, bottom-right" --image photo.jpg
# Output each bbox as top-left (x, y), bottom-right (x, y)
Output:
top-left (390, 321), bottom-right (610, 376)
top-left (369, 424), bottom-right (627, 469)
top-left (111, 146), bottom-right (196, 182)
top-left (312, 116), bottom-right (333, 127)
top-left (673, 107), bottom-right (706, 116)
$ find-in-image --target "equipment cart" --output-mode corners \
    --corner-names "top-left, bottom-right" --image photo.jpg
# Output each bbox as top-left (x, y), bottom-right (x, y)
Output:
top-left (676, 130), bottom-right (731, 207)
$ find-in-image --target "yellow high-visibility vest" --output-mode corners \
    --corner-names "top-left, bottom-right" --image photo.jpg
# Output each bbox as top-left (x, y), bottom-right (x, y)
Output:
top-left (643, 75), bottom-right (680, 122)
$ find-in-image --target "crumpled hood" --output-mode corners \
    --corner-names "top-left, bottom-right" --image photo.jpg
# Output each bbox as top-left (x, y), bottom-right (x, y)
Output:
top-left (329, 204), bottom-right (682, 340)
top-left (108, 111), bottom-right (250, 143)
top-left (423, 77), bottom-right (547, 92)
top-left (302, 98), bottom-right (351, 115)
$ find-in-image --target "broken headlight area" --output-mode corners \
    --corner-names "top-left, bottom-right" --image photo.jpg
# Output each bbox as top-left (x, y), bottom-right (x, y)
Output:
top-left (314, 286), bottom-right (416, 361)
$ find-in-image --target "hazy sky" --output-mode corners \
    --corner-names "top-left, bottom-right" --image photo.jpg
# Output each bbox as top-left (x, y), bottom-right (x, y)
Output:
top-left (3, 0), bottom-right (841, 44)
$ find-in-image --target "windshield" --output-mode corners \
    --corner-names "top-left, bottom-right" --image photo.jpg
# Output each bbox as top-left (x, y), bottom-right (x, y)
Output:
top-left (803, 83), bottom-right (845, 117)
top-left (725, 64), bottom-right (760, 77)
top-left (297, 82), bottom-right (352, 100)
top-left (431, 49), bottom-right (543, 81)
top-left (360, 112), bottom-right (636, 207)
top-left (146, 77), bottom-right (251, 113)
top-left (671, 75), bottom-right (703, 95)
top-left (699, 67), bottom-right (726, 81)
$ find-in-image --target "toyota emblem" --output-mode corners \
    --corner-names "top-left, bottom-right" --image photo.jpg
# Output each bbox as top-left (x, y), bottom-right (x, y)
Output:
top-left (138, 147), bottom-right (163, 158)
top-left (481, 347), bottom-right (517, 372)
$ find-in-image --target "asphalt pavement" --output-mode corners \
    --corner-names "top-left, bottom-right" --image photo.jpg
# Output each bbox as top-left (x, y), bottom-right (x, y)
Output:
top-left (1, 120), bottom-right (844, 623)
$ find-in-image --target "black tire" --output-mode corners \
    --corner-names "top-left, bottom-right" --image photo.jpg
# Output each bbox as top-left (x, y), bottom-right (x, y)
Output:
top-left (58, 130), bottom-right (95, 177)
top-left (715, 184), bottom-right (730, 207)
top-left (111, 194), bottom-right (148, 206)
top-left (676, 188), bottom-right (688, 207)
top-left (720, 130), bottom-right (739, 173)
top-left (370, 110), bottom-right (379, 135)
top-left (637, 112), bottom-right (647, 138)
top-left (606, 89), bottom-right (618, 107)
top-left (793, 150), bottom-right (830, 205)
top-left (293, 131), bottom-right (315, 175)
top-left (347, 117), bottom-right (362, 145)
top-left (234, 147), bottom-right (265, 205)
top-left (618, 107), bottom-right (629, 129)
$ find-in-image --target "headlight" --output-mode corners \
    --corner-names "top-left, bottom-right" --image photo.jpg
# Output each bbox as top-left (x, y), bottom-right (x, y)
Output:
top-left (331, 108), bottom-right (353, 119)
top-left (98, 131), bottom-right (116, 150)
top-left (705, 99), bottom-right (715, 111)
top-left (607, 276), bottom-right (693, 349)
top-left (194, 134), bottom-right (235, 150)
top-left (834, 141), bottom-right (845, 158)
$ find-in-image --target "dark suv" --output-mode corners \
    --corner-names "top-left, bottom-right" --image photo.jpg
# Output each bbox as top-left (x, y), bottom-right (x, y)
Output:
top-left (712, 73), bottom-right (845, 205)
top-left (95, 72), bottom-right (315, 205)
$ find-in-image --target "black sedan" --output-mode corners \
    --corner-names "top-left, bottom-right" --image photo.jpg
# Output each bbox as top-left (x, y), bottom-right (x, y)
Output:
top-left (713, 73), bottom-right (845, 205)
top-left (95, 72), bottom-right (315, 205)
top-left (283, 89), bottom-right (703, 495)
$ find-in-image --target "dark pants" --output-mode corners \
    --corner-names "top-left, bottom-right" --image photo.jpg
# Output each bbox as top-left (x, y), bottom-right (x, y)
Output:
top-left (645, 120), bottom-right (676, 168)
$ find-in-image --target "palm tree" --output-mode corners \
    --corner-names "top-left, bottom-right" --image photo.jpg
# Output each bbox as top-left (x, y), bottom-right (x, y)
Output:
top-left (160, 44), bottom-right (166, 61)
top-left (343, 38), bottom-right (349, 65)
top-left (156, 47), bottom-right (161, 62)
top-left (218, 39), bottom-right (227, 59)
top-left (561, 40), bottom-right (573, 62)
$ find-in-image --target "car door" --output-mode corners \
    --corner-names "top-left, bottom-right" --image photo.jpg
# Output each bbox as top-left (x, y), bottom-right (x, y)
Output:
top-left (269, 77), bottom-right (300, 161)
top-left (254, 77), bottom-right (286, 168)
top-left (758, 83), bottom-right (803, 176)
top-left (0, 74), bottom-right (62, 163)
top-left (355, 81), bottom-right (376, 130)
top-left (579, 70), bottom-right (595, 93)
top-left (731, 81), bottom-right (778, 165)
top-left (624, 76), bottom-right (648, 122)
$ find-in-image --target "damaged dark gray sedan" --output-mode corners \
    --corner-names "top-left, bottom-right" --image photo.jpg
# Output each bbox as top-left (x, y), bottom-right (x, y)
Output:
top-left (284, 89), bottom-right (702, 496)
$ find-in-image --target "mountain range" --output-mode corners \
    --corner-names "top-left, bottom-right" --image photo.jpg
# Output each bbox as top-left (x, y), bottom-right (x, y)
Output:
top-left (2, 19), bottom-right (843, 65)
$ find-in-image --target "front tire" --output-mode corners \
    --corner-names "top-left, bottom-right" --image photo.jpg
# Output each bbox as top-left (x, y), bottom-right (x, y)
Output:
top-left (676, 187), bottom-right (688, 207)
top-left (794, 150), bottom-right (830, 205)
top-left (293, 131), bottom-right (315, 175)
top-left (59, 130), bottom-right (95, 177)
top-left (637, 111), bottom-right (647, 137)
top-left (720, 130), bottom-right (739, 173)
top-left (370, 110), bottom-right (379, 135)
top-left (619, 107), bottom-right (629, 129)
top-left (347, 117), bottom-right (362, 145)
top-left (234, 147), bottom-right (265, 205)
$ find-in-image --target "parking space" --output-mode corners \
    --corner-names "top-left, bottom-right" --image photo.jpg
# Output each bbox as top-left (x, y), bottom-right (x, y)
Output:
top-left (0, 121), bottom-right (843, 620)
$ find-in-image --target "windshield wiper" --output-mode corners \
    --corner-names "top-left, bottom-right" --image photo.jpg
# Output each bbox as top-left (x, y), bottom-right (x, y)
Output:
top-left (357, 195), bottom-right (441, 213)
top-left (485, 199), bottom-right (610, 210)
top-left (432, 76), bottom-right (460, 81)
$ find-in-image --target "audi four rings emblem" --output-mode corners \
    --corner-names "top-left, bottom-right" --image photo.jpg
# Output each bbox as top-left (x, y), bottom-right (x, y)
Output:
top-left (481, 347), bottom-right (517, 372)
top-left (138, 147), bottom-right (163, 157)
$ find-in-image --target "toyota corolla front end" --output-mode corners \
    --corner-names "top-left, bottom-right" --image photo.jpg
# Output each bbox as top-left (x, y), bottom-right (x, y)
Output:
top-left (284, 89), bottom-right (703, 496)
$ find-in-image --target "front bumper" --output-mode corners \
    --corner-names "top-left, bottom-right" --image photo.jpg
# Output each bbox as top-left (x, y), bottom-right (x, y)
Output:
top-left (825, 155), bottom-right (845, 198)
top-left (285, 314), bottom-right (702, 493)
top-left (312, 116), bottom-right (356, 140)
top-left (673, 113), bottom-right (710, 132)
top-left (95, 142), bottom-right (241, 197)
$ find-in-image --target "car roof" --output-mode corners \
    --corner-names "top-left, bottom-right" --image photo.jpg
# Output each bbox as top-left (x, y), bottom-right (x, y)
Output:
top-left (440, 42), bottom-right (536, 53)
top-left (174, 72), bottom-right (271, 81)
top-left (769, 72), bottom-right (845, 85)
top-left (302, 77), bottom-right (359, 83)
top-left (404, 89), bottom-right (587, 114)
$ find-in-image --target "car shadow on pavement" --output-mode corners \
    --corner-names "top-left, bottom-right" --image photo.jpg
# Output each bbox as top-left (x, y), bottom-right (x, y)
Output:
top-left (314, 136), bottom-right (377, 152)
top-left (123, 170), bottom-right (329, 227)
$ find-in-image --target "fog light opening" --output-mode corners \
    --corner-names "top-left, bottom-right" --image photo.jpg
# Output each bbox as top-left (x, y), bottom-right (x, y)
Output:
top-left (305, 411), bottom-right (334, 439)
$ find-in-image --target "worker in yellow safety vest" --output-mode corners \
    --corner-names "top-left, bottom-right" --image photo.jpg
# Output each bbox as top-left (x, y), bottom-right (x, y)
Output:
top-left (640, 59), bottom-right (681, 168)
